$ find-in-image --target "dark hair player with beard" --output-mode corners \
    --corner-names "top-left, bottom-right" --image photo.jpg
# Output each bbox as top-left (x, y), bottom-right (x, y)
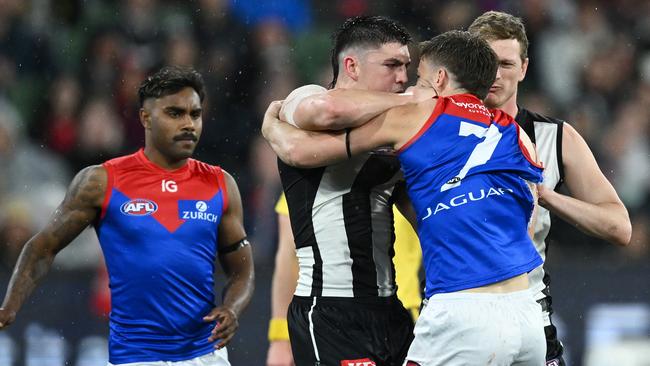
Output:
top-left (0, 66), bottom-right (255, 366)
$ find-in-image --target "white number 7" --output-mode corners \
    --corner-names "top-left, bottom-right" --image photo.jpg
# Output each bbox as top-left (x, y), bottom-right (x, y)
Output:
top-left (440, 121), bottom-right (502, 192)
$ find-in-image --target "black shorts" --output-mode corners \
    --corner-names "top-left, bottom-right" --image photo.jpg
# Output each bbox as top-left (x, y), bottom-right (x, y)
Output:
top-left (539, 296), bottom-right (566, 366)
top-left (288, 295), bottom-right (414, 366)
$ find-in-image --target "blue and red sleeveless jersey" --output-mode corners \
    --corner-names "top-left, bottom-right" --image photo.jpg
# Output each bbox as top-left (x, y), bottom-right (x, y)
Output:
top-left (398, 94), bottom-right (544, 297)
top-left (95, 149), bottom-right (228, 364)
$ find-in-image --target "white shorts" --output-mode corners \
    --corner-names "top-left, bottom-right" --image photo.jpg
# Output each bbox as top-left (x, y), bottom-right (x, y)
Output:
top-left (405, 290), bottom-right (546, 366)
top-left (108, 348), bottom-right (229, 366)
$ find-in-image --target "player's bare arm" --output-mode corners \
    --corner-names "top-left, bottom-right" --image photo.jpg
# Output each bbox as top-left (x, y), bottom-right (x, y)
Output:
top-left (0, 165), bottom-right (106, 328)
top-left (281, 84), bottom-right (426, 131)
top-left (393, 183), bottom-right (418, 231)
top-left (204, 170), bottom-right (255, 349)
top-left (264, 97), bottom-right (438, 169)
top-left (349, 97), bottom-right (438, 154)
top-left (266, 213), bottom-right (298, 366)
top-left (538, 123), bottom-right (631, 246)
top-left (263, 101), bottom-right (347, 168)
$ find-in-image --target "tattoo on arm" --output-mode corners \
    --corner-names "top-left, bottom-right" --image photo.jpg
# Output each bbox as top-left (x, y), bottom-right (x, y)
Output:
top-left (2, 165), bottom-right (106, 312)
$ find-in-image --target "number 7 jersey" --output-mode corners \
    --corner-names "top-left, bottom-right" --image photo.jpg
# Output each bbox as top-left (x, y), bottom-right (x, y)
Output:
top-left (397, 94), bottom-right (544, 298)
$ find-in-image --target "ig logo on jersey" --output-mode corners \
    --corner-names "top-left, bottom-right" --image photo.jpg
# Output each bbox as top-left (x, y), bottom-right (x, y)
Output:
top-left (162, 179), bottom-right (177, 192)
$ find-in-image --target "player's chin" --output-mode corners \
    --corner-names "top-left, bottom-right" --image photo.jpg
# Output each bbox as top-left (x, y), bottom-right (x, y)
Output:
top-left (485, 93), bottom-right (501, 108)
top-left (172, 144), bottom-right (196, 159)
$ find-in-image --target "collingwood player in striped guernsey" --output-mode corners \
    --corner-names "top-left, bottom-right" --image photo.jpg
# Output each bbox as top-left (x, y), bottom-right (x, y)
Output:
top-left (469, 11), bottom-right (632, 366)
top-left (262, 16), bottom-right (432, 366)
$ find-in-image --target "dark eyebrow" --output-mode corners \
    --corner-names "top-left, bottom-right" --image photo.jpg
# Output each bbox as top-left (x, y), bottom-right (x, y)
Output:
top-left (164, 106), bottom-right (186, 113)
top-left (384, 58), bottom-right (406, 65)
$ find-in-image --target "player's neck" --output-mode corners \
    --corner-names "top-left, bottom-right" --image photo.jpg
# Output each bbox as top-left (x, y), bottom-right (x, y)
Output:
top-left (499, 95), bottom-right (519, 118)
top-left (440, 87), bottom-right (470, 98)
top-left (143, 146), bottom-right (188, 170)
top-left (334, 78), bottom-right (358, 90)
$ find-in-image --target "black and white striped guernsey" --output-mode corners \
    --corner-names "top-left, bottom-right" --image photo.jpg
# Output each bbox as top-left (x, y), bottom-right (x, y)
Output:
top-left (278, 151), bottom-right (403, 298)
top-left (516, 107), bottom-right (565, 302)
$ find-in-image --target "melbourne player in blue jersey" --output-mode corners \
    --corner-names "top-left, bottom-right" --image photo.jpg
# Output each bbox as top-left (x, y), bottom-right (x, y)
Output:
top-left (0, 67), bottom-right (255, 365)
top-left (263, 31), bottom-right (546, 365)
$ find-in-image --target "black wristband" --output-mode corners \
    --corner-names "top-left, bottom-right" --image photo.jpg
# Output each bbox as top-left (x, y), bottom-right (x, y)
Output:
top-left (345, 128), bottom-right (352, 159)
top-left (219, 237), bottom-right (251, 255)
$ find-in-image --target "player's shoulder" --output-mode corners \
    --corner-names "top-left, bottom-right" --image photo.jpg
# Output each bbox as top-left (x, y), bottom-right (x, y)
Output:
top-left (286, 84), bottom-right (328, 100)
top-left (516, 107), bottom-right (565, 127)
top-left (77, 164), bottom-right (108, 180)
top-left (103, 150), bottom-right (140, 168)
top-left (189, 158), bottom-right (219, 172)
top-left (490, 107), bottom-right (514, 123)
top-left (189, 159), bottom-right (235, 183)
top-left (393, 96), bottom-right (438, 120)
top-left (69, 164), bottom-right (108, 205)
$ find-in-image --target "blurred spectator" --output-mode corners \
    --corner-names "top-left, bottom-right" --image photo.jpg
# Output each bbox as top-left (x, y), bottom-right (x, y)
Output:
top-left (230, 0), bottom-right (312, 33)
top-left (0, 99), bottom-right (70, 271)
top-left (0, 200), bottom-right (33, 270)
top-left (0, 98), bottom-right (70, 199)
top-left (82, 27), bottom-right (125, 96)
top-left (41, 74), bottom-right (82, 157)
top-left (602, 98), bottom-right (650, 210)
top-left (72, 97), bottom-right (125, 170)
top-left (163, 32), bottom-right (198, 67)
top-left (114, 55), bottom-right (147, 151)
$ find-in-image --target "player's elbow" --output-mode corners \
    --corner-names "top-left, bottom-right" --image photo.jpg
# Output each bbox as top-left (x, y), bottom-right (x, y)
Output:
top-left (281, 139), bottom-right (314, 168)
top-left (611, 219), bottom-right (632, 247)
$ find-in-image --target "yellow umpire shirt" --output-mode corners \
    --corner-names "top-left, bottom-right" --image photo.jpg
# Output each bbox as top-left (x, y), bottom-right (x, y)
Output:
top-left (274, 193), bottom-right (422, 319)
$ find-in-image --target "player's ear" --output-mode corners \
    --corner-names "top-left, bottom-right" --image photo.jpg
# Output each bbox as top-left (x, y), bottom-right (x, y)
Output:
top-left (434, 67), bottom-right (447, 91)
top-left (140, 108), bottom-right (151, 129)
top-left (342, 55), bottom-right (360, 81)
top-left (519, 57), bottom-right (529, 82)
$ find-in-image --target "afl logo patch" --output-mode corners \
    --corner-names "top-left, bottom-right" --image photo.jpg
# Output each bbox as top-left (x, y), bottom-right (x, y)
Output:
top-left (120, 199), bottom-right (158, 216)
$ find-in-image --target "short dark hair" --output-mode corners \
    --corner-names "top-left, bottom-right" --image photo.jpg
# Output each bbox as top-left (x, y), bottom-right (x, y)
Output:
top-left (419, 31), bottom-right (498, 100)
top-left (468, 11), bottom-right (529, 61)
top-left (329, 16), bottom-right (411, 88)
top-left (138, 66), bottom-right (206, 107)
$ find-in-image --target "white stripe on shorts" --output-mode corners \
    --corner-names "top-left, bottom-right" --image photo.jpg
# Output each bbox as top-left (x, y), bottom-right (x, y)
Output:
top-left (308, 297), bottom-right (321, 362)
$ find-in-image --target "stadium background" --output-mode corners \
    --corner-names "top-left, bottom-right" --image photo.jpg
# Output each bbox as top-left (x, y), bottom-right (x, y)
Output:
top-left (0, 0), bottom-right (648, 365)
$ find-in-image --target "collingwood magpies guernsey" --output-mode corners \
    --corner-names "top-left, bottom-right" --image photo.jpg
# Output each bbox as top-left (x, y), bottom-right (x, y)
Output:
top-left (278, 152), bottom-right (402, 298)
top-left (397, 94), bottom-right (544, 297)
top-left (515, 107), bottom-right (565, 301)
top-left (96, 149), bottom-right (227, 364)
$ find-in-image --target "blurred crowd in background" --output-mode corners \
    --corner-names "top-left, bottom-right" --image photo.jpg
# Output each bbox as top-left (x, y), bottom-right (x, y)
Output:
top-left (0, 0), bottom-right (648, 365)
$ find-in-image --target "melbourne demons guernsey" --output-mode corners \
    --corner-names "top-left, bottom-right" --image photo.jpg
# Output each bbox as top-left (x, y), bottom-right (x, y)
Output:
top-left (398, 94), bottom-right (544, 298)
top-left (96, 149), bottom-right (227, 364)
top-left (516, 107), bottom-right (565, 303)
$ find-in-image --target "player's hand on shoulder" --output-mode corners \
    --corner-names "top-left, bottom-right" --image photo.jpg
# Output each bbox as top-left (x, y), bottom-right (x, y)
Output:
top-left (267, 340), bottom-right (295, 366)
top-left (203, 306), bottom-right (239, 349)
top-left (0, 307), bottom-right (16, 330)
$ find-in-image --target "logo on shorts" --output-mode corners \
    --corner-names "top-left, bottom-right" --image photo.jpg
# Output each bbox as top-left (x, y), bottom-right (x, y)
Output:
top-left (340, 359), bottom-right (376, 366)
top-left (546, 360), bottom-right (560, 366)
top-left (120, 199), bottom-right (158, 216)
